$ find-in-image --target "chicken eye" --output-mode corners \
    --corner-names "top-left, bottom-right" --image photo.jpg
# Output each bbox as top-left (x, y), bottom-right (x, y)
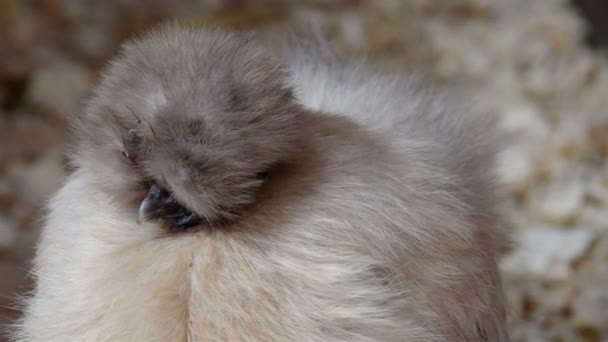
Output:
top-left (122, 151), bottom-right (137, 165)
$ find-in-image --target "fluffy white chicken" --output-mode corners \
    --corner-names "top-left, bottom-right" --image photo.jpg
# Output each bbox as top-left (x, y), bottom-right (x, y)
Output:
top-left (14, 23), bottom-right (509, 341)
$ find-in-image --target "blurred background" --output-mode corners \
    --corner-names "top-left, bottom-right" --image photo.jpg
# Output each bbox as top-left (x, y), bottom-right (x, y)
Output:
top-left (1, 0), bottom-right (607, 341)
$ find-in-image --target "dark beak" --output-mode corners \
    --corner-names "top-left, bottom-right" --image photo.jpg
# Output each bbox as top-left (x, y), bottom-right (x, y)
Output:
top-left (138, 182), bottom-right (204, 229)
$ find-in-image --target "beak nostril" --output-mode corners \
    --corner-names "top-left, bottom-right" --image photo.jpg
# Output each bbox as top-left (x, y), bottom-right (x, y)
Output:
top-left (149, 182), bottom-right (171, 200)
top-left (137, 182), bottom-right (178, 223)
top-left (256, 170), bottom-right (270, 180)
top-left (137, 181), bottom-right (205, 229)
